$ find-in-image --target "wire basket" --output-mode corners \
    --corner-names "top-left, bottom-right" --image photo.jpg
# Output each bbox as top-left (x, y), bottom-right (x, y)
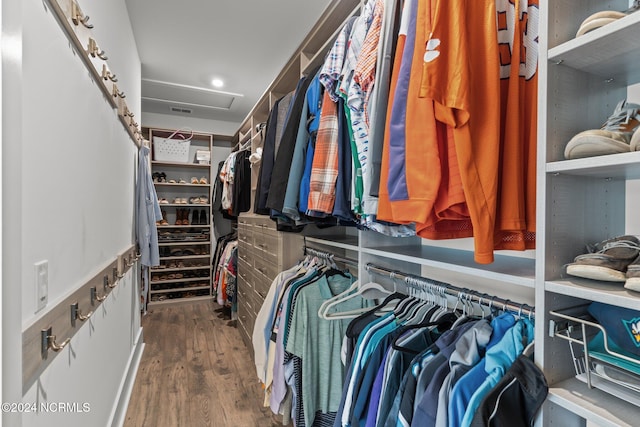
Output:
top-left (550, 305), bottom-right (640, 407)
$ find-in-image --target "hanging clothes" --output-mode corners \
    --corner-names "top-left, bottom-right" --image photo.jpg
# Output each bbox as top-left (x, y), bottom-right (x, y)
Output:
top-left (252, 257), bottom-right (374, 426)
top-left (136, 144), bottom-right (162, 267)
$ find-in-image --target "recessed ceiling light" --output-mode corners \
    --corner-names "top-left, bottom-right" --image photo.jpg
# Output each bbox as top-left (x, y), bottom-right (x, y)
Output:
top-left (211, 78), bottom-right (224, 88)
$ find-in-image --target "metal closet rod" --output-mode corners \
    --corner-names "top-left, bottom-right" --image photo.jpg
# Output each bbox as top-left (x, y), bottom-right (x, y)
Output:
top-left (365, 263), bottom-right (535, 318)
top-left (304, 246), bottom-right (359, 268)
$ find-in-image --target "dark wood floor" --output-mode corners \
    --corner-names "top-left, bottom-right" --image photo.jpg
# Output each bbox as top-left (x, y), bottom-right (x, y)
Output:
top-left (124, 300), bottom-right (281, 427)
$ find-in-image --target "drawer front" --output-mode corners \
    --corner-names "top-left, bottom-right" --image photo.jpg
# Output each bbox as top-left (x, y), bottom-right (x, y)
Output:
top-left (237, 319), bottom-right (252, 356)
top-left (254, 255), bottom-right (279, 282)
top-left (237, 241), bottom-right (254, 266)
top-left (253, 232), bottom-right (279, 264)
top-left (238, 227), bottom-right (253, 246)
top-left (252, 286), bottom-right (268, 308)
top-left (249, 216), bottom-right (278, 235)
top-left (237, 258), bottom-right (254, 289)
top-left (238, 287), bottom-right (257, 323)
top-left (252, 271), bottom-right (273, 297)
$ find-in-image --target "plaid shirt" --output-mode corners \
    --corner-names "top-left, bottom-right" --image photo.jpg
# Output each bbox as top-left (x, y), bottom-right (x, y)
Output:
top-left (354, 0), bottom-right (384, 126)
top-left (320, 17), bottom-right (357, 102)
top-left (307, 91), bottom-right (340, 214)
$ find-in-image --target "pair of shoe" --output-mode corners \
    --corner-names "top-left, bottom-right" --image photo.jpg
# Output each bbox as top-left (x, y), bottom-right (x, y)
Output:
top-left (173, 198), bottom-right (189, 205)
top-left (168, 178), bottom-right (187, 184)
top-left (566, 235), bottom-right (640, 292)
top-left (152, 172), bottom-right (167, 183)
top-left (191, 209), bottom-right (209, 225)
top-left (565, 100), bottom-right (640, 159)
top-left (188, 196), bottom-right (209, 204)
top-left (191, 177), bottom-right (208, 185)
top-left (175, 209), bottom-right (191, 225)
top-left (158, 197), bottom-right (169, 204)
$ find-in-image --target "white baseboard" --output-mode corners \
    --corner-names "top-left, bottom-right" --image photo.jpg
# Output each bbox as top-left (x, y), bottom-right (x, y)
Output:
top-left (109, 327), bottom-right (145, 427)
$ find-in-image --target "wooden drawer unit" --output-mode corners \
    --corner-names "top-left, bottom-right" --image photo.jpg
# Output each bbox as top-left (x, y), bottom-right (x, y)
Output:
top-left (236, 213), bottom-right (304, 353)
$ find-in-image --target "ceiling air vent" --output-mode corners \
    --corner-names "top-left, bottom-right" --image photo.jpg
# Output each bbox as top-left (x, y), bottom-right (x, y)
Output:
top-left (170, 106), bottom-right (193, 114)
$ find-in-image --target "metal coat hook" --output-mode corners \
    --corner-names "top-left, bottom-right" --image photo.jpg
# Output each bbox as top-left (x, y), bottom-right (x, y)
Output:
top-left (70, 302), bottom-right (93, 326)
top-left (103, 275), bottom-right (116, 291)
top-left (87, 38), bottom-right (108, 60)
top-left (101, 64), bottom-right (118, 82)
top-left (113, 266), bottom-right (124, 281)
top-left (41, 327), bottom-right (70, 357)
top-left (71, 2), bottom-right (94, 29)
top-left (112, 84), bottom-right (125, 99)
top-left (90, 286), bottom-right (106, 305)
top-left (125, 253), bottom-right (136, 267)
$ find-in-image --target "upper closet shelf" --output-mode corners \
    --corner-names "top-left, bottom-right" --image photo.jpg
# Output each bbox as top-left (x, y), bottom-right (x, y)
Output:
top-left (546, 151), bottom-right (640, 178)
top-left (546, 279), bottom-right (639, 311)
top-left (548, 12), bottom-right (640, 85)
top-left (304, 235), bottom-right (359, 251)
top-left (548, 378), bottom-right (637, 427)
top-left (361, 245), bottom-right (535, 288)
top-left (152, 161), bottom-right (210, 169)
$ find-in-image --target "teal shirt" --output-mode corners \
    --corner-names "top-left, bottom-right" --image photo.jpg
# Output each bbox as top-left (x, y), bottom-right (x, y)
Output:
top-left (286, 273), bottom-right (373, 427)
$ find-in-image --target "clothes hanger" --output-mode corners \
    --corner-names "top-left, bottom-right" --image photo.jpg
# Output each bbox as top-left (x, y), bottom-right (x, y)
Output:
top-left (401, 278), bottom-right (436, 324)
top-left (345, 291), bottom-right (408, 324)
top-left (318, 276), bottom-right (396, 320)
top-left (390, 281), bottom-right (456, 353)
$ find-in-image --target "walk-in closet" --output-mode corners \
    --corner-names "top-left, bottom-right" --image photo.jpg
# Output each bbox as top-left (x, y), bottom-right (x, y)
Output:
top-left (3, 0), bottom-right (640, 426)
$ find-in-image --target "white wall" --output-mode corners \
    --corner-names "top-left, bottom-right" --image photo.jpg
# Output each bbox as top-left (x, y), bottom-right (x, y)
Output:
top-left (21, 0), bottom-right (137, 325)
top-left (3, 0), bottom-right (142, 425)
top-left (142, 111), bottom-right (240, 137)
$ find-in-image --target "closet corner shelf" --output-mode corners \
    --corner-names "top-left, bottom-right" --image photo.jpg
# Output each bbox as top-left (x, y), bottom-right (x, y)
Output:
top-left (545, 279), bottom-right (639, 310)
top-left (546, 152), bottom-right (640, 179)
top-left (548, 12), bottom-right (640, 85)
top-left (304, 235), bottom-right (359, 251)
top-left (361, 245), bottom-right (535, 288)
top-left (548, 377), bottom-right (637, 427)
top-left (151, 161), bottom-right (211, 169)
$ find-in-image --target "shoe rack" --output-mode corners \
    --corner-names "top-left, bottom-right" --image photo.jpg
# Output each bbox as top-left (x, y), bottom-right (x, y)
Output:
top-left (148, 128), bottom-right (214, 306)
top-left (538, 1), bottom-right (640, 425)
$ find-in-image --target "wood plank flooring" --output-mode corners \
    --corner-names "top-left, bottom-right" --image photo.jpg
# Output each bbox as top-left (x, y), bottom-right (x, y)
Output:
top-left (124, 300), bottom-right (281, 427)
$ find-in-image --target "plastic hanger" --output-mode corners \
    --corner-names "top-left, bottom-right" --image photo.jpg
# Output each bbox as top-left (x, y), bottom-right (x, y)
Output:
top-left (318, 278), bottom-right (395, 320)
top-left (391, 313), bottom-right (458, 354)
top-left (345, 292), bottom-right (408, 324)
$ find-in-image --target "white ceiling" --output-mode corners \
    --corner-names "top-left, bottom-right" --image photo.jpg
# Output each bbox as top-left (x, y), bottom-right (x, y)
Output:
top-left (125, 0), bottom-right (332, 128)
